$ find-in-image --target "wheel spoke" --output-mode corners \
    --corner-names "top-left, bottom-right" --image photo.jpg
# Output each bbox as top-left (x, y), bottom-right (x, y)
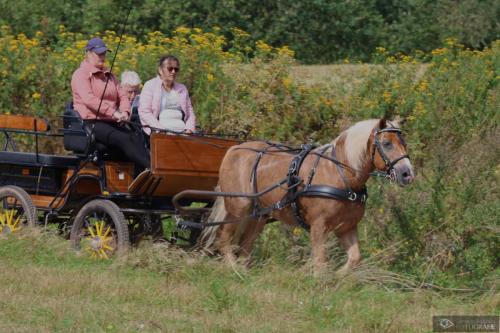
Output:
top-left (88, 225), bottom-right (96, 238)
top-left (103, 225), bottom-right (111, 238)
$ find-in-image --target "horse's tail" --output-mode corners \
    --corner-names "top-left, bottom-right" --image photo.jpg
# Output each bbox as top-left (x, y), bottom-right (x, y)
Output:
top-left (198, 186), bottom-right (227, 252)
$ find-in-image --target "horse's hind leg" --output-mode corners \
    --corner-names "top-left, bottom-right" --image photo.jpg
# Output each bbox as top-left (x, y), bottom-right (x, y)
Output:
top-left (238, 218), bottom-right (266, 262)
top-left (216, 220), bottom-right (239, 266)
top-left (336, 227), bottom-right (361, 276)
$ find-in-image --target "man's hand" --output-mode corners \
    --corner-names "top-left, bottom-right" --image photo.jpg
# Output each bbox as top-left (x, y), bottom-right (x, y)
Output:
top-left (112, 110), bottom-right (128, 122)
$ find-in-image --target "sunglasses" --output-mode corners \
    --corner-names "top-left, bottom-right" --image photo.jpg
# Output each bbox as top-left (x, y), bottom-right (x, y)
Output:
top-left (164, 66), bottom-right (180, 73)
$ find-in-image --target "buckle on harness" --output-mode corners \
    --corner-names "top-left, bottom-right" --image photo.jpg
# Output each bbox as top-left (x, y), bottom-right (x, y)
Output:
top-left (275, 201), bottom-right (284, 210)
top-left (348, 192), bottom-right (357, 201)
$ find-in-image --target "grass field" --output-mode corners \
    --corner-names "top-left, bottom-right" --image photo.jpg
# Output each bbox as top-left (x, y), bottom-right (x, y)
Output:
top-left (0, 228), bottom-right (497, 333)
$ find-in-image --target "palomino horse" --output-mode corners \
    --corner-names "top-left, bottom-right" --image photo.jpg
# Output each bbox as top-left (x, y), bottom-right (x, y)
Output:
top-left (200, 118), bottom-right (414, 274)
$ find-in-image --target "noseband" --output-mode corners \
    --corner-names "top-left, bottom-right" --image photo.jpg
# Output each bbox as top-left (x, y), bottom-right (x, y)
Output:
top-left (372, 127), bottom-right (410, 178)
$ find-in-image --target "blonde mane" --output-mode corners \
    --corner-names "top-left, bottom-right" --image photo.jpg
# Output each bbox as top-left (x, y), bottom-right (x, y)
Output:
top-left (340, 119), bottom-right (380, 171)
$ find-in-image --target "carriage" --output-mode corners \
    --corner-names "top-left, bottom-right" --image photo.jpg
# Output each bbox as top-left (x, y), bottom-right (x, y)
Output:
top-left (0, 105), bottom-right (414, 272)
top-left (0, 109), bottom-right (239, 258)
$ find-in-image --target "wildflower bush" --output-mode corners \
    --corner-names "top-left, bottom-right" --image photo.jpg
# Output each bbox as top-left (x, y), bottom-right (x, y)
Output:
top-left (1, 24), bottom-right (498, 288)
top-left (0, 25), bottom-right (324, 141)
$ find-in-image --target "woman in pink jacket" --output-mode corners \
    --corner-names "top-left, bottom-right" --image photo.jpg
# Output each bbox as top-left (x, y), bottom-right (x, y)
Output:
top-left (139, 55), bottom-right (196, 135)
top-left (71, 37), bottom-right (149, 170)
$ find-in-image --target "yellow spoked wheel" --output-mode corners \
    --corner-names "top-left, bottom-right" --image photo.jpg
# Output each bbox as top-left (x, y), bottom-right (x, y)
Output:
top-left (71, 199), bottom-right (129, 259)
top-left (85, 220), bottom-right (115, 259)
top-left (0, 186), bottom-right (36, 235)
top-left (0, 208), bottom-right (22, 234)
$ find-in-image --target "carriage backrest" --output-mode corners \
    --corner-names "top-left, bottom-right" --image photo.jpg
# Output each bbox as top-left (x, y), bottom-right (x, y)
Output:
top-left (0, 114), bottom-right (50, 132)
top-left (62, 101), bottom-right (93, 156)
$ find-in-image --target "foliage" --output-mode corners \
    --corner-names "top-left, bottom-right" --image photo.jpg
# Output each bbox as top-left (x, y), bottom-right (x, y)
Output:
top-left (0, 0), bottom-right (498, 63)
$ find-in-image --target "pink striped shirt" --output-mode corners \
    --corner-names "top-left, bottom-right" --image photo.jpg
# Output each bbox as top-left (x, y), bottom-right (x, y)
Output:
top-left (71, 60), bottom-right (130, 121)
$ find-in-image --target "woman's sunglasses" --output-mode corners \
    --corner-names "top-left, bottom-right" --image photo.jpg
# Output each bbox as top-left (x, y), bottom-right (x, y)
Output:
top-left (164, 66), bottom-right (180, 73)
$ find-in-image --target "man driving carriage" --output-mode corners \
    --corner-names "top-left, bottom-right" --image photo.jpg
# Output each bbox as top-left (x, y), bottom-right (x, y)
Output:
top-left (71, 37), bottom-right (150, 171)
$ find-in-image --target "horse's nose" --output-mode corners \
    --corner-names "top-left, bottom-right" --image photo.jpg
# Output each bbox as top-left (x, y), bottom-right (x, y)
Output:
top-left (396, 162), bottom-right (415, 186)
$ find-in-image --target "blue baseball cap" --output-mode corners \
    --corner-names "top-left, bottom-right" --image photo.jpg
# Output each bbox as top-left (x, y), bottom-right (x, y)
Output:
top-left (85, 37), bottom-right (110, 54)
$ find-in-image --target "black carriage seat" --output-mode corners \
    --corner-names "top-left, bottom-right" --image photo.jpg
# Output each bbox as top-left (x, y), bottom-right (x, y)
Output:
top-left (62, 101), bottom-right (115, 159)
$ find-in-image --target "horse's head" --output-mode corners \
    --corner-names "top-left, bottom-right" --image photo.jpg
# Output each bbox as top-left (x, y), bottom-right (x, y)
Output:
top-left (371, 119), bottom-right (414, 186)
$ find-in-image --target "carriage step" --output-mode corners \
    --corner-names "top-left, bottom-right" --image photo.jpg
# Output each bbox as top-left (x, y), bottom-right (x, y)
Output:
top-left (128, 169), bottom-right (163, 196)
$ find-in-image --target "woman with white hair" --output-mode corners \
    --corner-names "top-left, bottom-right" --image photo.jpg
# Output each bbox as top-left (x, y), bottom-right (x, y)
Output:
top-left (120, 70), bottom-right (142, 110)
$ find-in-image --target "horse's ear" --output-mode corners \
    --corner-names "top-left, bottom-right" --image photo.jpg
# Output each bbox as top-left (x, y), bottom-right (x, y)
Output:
top-left (378, 118), bottom-right (387, 129)
top-left (391, 115), bottom-right (404, 128)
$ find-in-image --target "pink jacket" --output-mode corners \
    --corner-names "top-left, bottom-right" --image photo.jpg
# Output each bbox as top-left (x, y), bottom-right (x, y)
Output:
top-left (139, 76), bottom-right (196, 134)
top-left (71, 60), bottom-right (130, 121)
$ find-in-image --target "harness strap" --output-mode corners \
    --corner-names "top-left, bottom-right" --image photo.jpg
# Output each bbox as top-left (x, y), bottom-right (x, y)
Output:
top-left (332, 145), bottom-right (352, 192)
top-left (298, 185), bottom-right (367, 203)
top-left (282, 143), bottom-right (315, 231)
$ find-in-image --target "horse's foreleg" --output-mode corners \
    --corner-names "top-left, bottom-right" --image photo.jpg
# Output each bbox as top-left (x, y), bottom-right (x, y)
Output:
top-left (310, 219), bottom-right (329, 276)
top-left (336, 227), bottom-right (361, 276)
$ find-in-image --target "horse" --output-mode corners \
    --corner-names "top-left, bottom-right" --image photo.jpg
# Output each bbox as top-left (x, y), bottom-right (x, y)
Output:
top-left (199, 118), bottom-right (415, 275)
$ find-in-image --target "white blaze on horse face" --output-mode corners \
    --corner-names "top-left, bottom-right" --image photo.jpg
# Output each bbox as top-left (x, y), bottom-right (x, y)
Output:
top-left (379, 130), bottom-right (415, 186)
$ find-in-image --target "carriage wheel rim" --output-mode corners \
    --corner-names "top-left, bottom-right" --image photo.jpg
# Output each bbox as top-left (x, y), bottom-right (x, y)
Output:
top-left (84, 220), bottom-right (116, 259)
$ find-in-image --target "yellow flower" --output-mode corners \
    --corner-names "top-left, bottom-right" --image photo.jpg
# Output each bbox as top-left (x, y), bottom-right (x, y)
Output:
top-left (206, 73), bottom-right (214, 82)
top-left (277, 45), bottom-right (294, 57)
top-left (256, 40), bottom-right (272, 53)
top-left (75, 40), bottom-right (87, 50)
top-left (175, 26), bottom-right (191, 35)
top-left (282, 77), bottom-right (292, 90)
top-left (400, 55), bottom-right (412, 63)
top-left (431, 48), bottom-right (447, 56)
top-left (415, 101), bottom-right (426, 115)
top-left (32, 92), bottom-right (41, 100)
top-left (417, 80), bottom-right (429, 92)
top-left (293, 227), bottom-right (303, 237)
top-left (383, 91), bottom-right (392, 103)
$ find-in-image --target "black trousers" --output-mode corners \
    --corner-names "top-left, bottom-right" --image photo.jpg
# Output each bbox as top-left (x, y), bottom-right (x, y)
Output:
top-left (85, 121), bottom-right (150, 170)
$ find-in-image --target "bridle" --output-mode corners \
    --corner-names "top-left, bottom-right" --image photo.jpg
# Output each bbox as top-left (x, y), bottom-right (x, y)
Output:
top-left (371, 127), bottom-right (410, 181)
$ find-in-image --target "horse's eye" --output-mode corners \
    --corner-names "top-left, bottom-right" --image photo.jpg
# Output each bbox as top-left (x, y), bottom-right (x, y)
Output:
top-left (382, 141), bottom-right (393, 149)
